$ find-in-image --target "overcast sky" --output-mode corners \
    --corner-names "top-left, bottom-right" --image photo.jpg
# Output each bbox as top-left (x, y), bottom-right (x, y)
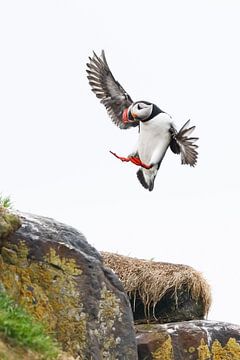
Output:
top-left (1, 0), bottom-right (240, 325)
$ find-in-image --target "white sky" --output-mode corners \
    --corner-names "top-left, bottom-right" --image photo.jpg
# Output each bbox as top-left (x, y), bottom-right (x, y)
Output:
top-left (1, 0), bottom-right (240, 325)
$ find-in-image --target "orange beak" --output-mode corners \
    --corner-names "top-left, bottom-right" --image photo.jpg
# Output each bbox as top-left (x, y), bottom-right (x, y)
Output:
top-left (122, 108), bottom-right (129, 123)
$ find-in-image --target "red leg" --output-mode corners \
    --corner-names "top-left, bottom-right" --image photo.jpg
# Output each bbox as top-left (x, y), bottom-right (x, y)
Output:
top-left (110, 151), bottom-right (153, 169)
top-left (129, 157), bottom-right (153, 169)
top-left (109, 151), bottom-right (130, 162)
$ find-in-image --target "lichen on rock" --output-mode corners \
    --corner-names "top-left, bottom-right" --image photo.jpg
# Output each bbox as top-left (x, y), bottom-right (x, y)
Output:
top-left (151, 336), bottom-right (173, 360)
top-left (211, 338), bottom-right (240, 359)
top-left (0, 207), bottom-right (21, 239)
top-left (0, 211), bottom-right (137, 359)
top-left (197, 339), bottom-right (211, 360)
top-left (96, 284), bottom-right (122, 358)
top-left (137, 320), bottom-right (240, 360)
top-left (44, 248), bottom-right (83, 275)
top-left (0, 241), bottom-right (88, 354)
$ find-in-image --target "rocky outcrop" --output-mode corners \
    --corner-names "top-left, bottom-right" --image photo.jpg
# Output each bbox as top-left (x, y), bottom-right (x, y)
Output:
top-left (0, 210), bottom-right (137, 359)
top-left (1, 208), bottom-right (239, 360)
top-left (102, 252), bottom-right (211, 324)
top-left (136, 320), bottom-right (240, 359)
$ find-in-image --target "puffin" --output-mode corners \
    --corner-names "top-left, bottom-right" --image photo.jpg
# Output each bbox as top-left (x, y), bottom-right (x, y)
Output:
top-left (86, 50), bottom-right (198, 191)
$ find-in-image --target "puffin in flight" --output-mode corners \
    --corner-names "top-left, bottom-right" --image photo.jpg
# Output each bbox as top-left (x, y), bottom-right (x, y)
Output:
top-left (86, 51), bottom-right (198, 191)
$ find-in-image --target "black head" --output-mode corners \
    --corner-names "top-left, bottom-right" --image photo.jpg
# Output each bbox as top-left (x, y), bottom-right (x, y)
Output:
top-left (128, 101), bottom-right (164, 122)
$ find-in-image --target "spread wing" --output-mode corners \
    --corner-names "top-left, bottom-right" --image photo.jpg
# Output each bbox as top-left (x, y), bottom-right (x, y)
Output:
top-left (170, 120), bottom-right (199, 166)
top-left (86, 50), bottom-right (138, 129)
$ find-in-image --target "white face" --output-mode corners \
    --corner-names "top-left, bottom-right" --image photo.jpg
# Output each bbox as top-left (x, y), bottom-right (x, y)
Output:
top-left (130, 102), bottom-right (153, 121)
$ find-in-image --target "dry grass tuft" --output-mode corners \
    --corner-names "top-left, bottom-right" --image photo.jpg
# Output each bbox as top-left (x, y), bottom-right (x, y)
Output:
top-left (101, 252), bottom-right (211, 319)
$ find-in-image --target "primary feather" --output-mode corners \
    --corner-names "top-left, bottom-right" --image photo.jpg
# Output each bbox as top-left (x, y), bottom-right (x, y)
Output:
top-left (86, 51), bottom-right (138, 129)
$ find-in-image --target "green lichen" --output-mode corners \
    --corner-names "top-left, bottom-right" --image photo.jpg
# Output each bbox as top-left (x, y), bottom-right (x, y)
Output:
top-left (0, 208), bottom-right (21, 239)
top-left (0, 241), bottom-right (87, 355)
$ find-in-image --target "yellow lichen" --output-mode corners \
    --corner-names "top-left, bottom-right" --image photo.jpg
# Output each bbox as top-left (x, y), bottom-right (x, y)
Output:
top-left (188, 346), bottom-right (196, 353)
top-left (211, 338), bottom-right (240, 359)
top-left (151, 336), bottom-right (173, 360)
top-left (197, 339), bottom-right (211, 360)
top-left (44, 248), bottom-right (82, 275)
top-left (1, 240), bottom-right (29, 267)
top-left (1, 247), bottom-right (18, 265)
top-left (0, 241), bottom-right (87, 356)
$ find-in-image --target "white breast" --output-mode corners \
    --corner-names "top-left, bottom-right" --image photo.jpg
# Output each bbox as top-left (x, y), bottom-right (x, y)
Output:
top-left (138, 112), bottom-right (172, 165)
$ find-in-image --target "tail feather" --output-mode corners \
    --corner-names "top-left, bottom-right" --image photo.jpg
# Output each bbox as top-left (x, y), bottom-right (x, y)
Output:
top-left (170, 120), bottom-right (199, 166)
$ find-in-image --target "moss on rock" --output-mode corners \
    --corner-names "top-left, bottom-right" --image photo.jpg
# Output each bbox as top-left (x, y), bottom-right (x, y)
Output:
top-left (0, 241), bottom-right (87, 355)
top-left (0, 208), bottom-right (21, 239)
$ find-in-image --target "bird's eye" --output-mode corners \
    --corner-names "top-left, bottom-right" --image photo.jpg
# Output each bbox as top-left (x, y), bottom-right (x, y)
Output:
top-left (137, 104), bottom-right (141, 110)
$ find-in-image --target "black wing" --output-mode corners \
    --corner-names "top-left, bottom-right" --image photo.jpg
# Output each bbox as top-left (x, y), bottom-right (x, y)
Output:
top-left (86, 50), bottom-right (138, 129)
top-left (170, 120), bottom-right (199, 166)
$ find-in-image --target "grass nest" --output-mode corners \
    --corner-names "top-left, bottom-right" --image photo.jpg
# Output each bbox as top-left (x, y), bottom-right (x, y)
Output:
top-left (101, 252), bottom-right (211, 322)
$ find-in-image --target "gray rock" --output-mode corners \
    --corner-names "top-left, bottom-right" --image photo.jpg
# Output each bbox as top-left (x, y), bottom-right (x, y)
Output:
top-left (0, 211), bottom-right (137, 359)
top-left (136, 320), bottom-right (240, 359)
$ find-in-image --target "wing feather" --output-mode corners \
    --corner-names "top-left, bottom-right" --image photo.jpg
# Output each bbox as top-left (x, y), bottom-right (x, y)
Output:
top-left (86, 50), bottom-right (138, 129)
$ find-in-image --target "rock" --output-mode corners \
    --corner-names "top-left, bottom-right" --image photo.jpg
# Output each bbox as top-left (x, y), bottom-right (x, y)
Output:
top-left (0, 211), bottom-right (137, 359)
top-left (102, 252), bottom-right (211, 324)
top-left (136, 320), bottom-right (240, 359)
